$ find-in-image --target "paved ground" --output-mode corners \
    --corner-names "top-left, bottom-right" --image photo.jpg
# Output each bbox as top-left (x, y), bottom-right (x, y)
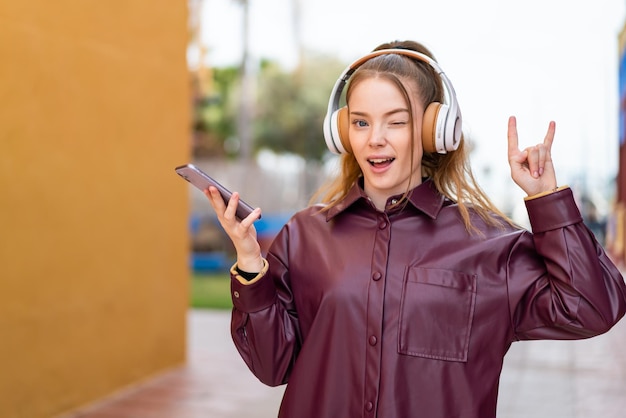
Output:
top-left (497, 317), bottom-right (626, 417)
top-left (65, 309), bottom-right (626, 417)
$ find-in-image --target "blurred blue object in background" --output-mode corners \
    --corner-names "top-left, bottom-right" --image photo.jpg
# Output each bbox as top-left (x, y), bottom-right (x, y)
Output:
top-left (190, 212), bottom-right (292, 273)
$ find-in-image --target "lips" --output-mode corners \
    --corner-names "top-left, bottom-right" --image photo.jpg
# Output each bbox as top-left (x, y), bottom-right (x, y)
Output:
top-left (368, 158), bottom-right (395, 168)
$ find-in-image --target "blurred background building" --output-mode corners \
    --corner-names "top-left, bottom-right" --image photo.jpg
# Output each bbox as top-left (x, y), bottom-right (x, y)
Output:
top-left (610, 20), bottom-right (626, 266)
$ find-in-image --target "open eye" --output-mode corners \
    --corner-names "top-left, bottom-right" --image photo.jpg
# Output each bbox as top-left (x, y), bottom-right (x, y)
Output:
top-left (352, 119), bottom-right (369, 128)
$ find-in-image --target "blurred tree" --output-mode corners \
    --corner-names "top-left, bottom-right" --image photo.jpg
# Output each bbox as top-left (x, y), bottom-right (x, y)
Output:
top-left (192, 66), bottom-right (239, 158)
top-left (254, 52), bottom-right (345, 161)
top-left (191, 51), bottom-right (345, 161)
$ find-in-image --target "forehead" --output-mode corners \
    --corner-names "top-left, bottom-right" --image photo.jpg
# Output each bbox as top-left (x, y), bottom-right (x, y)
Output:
top-left (349, 75), bottom-right (423, 111)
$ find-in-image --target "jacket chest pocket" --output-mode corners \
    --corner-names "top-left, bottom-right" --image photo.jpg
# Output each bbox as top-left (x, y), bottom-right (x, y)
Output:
top-left (398, 267), bottom-right (477, 362)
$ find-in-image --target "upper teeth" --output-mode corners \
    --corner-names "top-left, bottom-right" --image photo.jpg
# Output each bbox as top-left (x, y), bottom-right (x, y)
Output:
top-left (370, 158), bottom-right (390, 163)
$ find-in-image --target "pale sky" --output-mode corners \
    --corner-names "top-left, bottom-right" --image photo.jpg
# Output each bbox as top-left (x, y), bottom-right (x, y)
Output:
top-left (192, 0), bottom-right (626, 216)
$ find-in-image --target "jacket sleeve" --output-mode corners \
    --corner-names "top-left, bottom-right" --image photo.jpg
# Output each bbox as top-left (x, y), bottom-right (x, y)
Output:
top-left (229, 224), bottom-right (300, 387)
top-left (508, 187), bottom-right (626, 340)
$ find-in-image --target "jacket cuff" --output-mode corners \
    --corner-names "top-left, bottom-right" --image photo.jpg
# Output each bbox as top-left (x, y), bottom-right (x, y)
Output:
top-left (524, 186), bottom-right (583, 233)
top-left (231, 259), bottom-right (268, 285)
top-left (230, 259), bottom-right (277, 312)
top-left (523, 185), bottom-right (569, 201)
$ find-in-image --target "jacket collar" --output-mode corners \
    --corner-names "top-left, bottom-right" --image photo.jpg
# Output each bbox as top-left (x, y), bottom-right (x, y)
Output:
top-left (325, 178), bottom-right (446, 221)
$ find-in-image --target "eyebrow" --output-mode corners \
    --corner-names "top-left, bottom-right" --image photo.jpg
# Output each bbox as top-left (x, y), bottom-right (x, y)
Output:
top-left (349, 108), bottom-right (409, 117)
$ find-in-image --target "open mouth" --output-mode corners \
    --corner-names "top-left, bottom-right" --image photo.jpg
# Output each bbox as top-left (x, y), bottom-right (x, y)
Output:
top-left (368, 158), bottom-right (395, 168)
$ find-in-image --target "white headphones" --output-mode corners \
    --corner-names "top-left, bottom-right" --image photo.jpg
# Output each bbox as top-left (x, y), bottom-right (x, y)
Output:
top-left (322, 48), bottom-right (463, 155)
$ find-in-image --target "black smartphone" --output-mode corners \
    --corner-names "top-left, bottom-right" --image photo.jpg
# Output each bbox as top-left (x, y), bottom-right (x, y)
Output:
top-left (175, 164), bottom-right (259, 220)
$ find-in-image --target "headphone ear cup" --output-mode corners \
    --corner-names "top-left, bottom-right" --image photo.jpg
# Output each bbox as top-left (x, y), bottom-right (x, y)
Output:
top-left (423, 102), bottom-right (457, 154)
top-left (324, 107), bottom-right (346, 154)
top-left (336, 107), bottom-right (352, 154)
top-left (325, 106), bottom-right (351, 154)
top-left (422, 102), bottom-right (443, 153)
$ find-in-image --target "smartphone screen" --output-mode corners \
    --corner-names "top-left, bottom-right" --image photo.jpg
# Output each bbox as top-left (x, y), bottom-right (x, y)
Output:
top-left (175, 164), bottom-right (259, 220)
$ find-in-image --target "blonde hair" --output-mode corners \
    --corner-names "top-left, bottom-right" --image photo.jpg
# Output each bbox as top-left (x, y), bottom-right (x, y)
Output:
top-left (311, 40), bottom-right (514, 231)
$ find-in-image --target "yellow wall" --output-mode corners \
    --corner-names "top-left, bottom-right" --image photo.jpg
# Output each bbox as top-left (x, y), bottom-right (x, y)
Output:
top-left (0, 1), bottom-right (190, 417)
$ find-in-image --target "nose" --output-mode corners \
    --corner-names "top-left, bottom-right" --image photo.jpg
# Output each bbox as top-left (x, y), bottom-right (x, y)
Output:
top-left (368, 124), bottom-right (387, 147)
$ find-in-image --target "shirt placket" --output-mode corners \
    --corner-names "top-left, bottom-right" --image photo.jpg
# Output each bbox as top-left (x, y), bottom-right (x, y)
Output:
top-left (363, 212), bottom-right (391, 416)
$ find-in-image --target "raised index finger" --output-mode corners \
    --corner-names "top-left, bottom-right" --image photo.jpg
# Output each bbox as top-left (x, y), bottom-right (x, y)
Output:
top-left (507, 115), bottom-right (519, 157)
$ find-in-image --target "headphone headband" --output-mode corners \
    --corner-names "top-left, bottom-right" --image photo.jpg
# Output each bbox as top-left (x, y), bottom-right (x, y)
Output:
top-left (323, 48), bottom-right (463, 155)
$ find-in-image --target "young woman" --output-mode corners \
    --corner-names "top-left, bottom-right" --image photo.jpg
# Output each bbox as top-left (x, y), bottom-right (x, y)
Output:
top-left (204, 40), bottom-right (626, 418)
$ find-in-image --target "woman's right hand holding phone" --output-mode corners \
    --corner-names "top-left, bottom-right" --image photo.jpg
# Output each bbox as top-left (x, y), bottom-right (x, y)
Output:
top-left (204, 186), bottom-right (265, 273)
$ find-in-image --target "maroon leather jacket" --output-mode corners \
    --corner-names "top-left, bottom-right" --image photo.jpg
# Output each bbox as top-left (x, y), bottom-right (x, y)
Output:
top-left (230, 179), bottom-right (626, 418)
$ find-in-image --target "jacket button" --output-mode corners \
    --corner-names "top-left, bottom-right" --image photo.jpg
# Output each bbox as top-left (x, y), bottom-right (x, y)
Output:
top-left (369, 335), bottom-right (377, 346)
top-left (378, 221), bottom-right (387, 229)
top-left (233, 291), bottom-right (240, 298)
top-left (365, 401), bottom-right (374, 412)
top-left (372, 272), bottom-right (382, 281)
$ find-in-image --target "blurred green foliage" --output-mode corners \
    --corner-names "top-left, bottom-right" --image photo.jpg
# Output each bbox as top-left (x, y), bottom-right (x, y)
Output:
top-left (192, 52), bottom-right (346, 161)
top-left (192, 66), bottom-right (239, 158)
top-left (190, 273), bottom-right (232, 310)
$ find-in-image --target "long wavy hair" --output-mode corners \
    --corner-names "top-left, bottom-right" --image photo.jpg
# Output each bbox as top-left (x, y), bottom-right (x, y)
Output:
top-left (311, 40), bottom-right (515, 231)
